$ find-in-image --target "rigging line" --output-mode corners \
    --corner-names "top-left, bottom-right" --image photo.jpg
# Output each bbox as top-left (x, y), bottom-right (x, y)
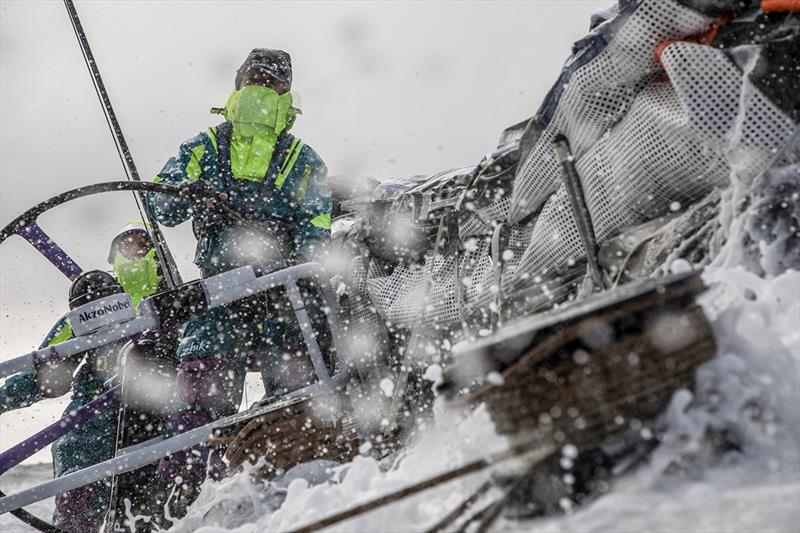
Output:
top-left (286, 443), bottom-right (555, 533)
top-left (0, 490), bottom-right (69, 533)
top-left (62, 0), bottom-right (179, 288)
top-left (62, 0), bottom-right (182, 289)
top-left (63, 3), bottom-right (130, 182)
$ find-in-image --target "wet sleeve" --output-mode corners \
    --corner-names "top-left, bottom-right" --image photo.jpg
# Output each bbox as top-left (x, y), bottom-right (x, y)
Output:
top-left (0, 370), bottom-right (41, 414)
top-left (146, 132), bottom-right (213, 227)
top-left (0, 317), bottom-right (73, 414)
top-left (293, 148), bottom-right (332, 263)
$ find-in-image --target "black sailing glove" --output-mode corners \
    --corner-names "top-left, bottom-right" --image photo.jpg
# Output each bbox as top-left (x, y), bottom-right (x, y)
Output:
top-left (179, 180), bottom-right (230, 225)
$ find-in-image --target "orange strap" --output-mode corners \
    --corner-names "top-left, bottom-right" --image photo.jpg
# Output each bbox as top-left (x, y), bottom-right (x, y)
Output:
top-left (654, 39), bottom-right (679, 63)
top-left (656, 3), bottom-right (798, 64)
top-left (654, 15), bottom-right (733, 63)
top-left (761, 0), bottom-right (800, 13)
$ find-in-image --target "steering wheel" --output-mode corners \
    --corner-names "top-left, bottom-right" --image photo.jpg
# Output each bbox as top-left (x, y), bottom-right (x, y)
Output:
top-left (0, 181), bottom-right (179, 533)
top-left (0, 181), bottom-right (180, 280)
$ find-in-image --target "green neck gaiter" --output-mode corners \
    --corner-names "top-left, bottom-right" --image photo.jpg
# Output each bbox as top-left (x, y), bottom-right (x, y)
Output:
top-left (224, 86), bottom-right (294, 182)
top-left (113, 249), bottom-right (162, 309)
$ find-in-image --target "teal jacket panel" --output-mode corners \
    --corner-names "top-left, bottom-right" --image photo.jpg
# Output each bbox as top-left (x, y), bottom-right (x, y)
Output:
top-left (0, 369), bottom-right (40, 414)
top-left (52, 395), bottom-right (117, 478)
top-left (0, 318), bottom-right (120, 414)
top-left (146, 123), bottom-right (331, 276)
top-left (0, 316), bottom-right (73, 413)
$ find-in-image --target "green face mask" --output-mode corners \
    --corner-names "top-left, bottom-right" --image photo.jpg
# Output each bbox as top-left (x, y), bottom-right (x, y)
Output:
top-left (224, 85), bottom-right (294, 138)
top-left (113, 248), bottom-right (162, 309)
top-left (223, 86), bottom-right (296, 181)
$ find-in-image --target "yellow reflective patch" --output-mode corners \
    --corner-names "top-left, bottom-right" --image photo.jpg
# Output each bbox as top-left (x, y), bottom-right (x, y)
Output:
top-left (153, 176), bottom-right (163, 183)
top-left (279, 139), bottom-right (300, 175)
top-left (186, 144), bottom-right (206, 181)
top-left (207, 127), bottom-right (218, 153)
top-left (274, 140), bottom-right (304, 189)
top-left (310, 212), bottom-right (331, 230)
top-left (48, 322), bottom-right (73, 346)
top-left (296, 165), bottom-right (311, 203)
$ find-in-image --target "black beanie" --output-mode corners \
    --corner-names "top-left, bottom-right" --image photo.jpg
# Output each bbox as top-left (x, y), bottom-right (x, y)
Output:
top-left (235, 48), bottom-right (292, 92)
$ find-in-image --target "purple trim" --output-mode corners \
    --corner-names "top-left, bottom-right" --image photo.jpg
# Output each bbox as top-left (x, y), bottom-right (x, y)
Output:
top-left (17, 221), bottom-right (83, 280)
top-left (0, 386), bottom-right (120, 475)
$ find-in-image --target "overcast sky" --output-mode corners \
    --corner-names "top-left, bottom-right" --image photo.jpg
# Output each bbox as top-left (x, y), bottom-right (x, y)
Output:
top-left (0, 0), bottom-right (603, 460)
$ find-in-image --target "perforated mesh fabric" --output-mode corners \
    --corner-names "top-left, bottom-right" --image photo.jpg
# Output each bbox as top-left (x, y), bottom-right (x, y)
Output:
top-left (363, 237), bottom-right (499, 330)
top-left (347, 0), bottom-right (798, 336)
top-left (366, 255), bottom-right (464, 330)
top-left (508, 42), bottom-right (797, 288)
top-left (425, 256), bottom-right (459, 327)
top-left (367, 262), bottom-right (427, 327)
top-left (460, 195), bottom-right (512, 238)
top-left (457, 212), bottom-right (489, 238)
top-left (461, 237), bottom-right (494, 313)
top-left (510, 0), bottom-right (713, 223)
top-left (661, 43), bottom-right (798, 183)
top-left (500, 222), bottom-right (536, 291)
top-left (345, 255), bottom-right (385, 335)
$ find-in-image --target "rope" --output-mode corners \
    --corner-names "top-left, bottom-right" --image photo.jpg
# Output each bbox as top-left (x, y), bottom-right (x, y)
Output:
top-left (490, 222), bottom-right (507, 327)
top-left (0, 489), bottom-right (69, 533)
top-left (285, 443), bottom-right (554, 533)
top-left (62, 0), bottom-right (182, 289)
top-left (423, 480), bottom-right (492, 533)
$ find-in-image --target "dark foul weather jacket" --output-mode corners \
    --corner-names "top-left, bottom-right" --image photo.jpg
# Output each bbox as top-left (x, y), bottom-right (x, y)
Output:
top-left (146, 122), bottom-right (331, 277)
